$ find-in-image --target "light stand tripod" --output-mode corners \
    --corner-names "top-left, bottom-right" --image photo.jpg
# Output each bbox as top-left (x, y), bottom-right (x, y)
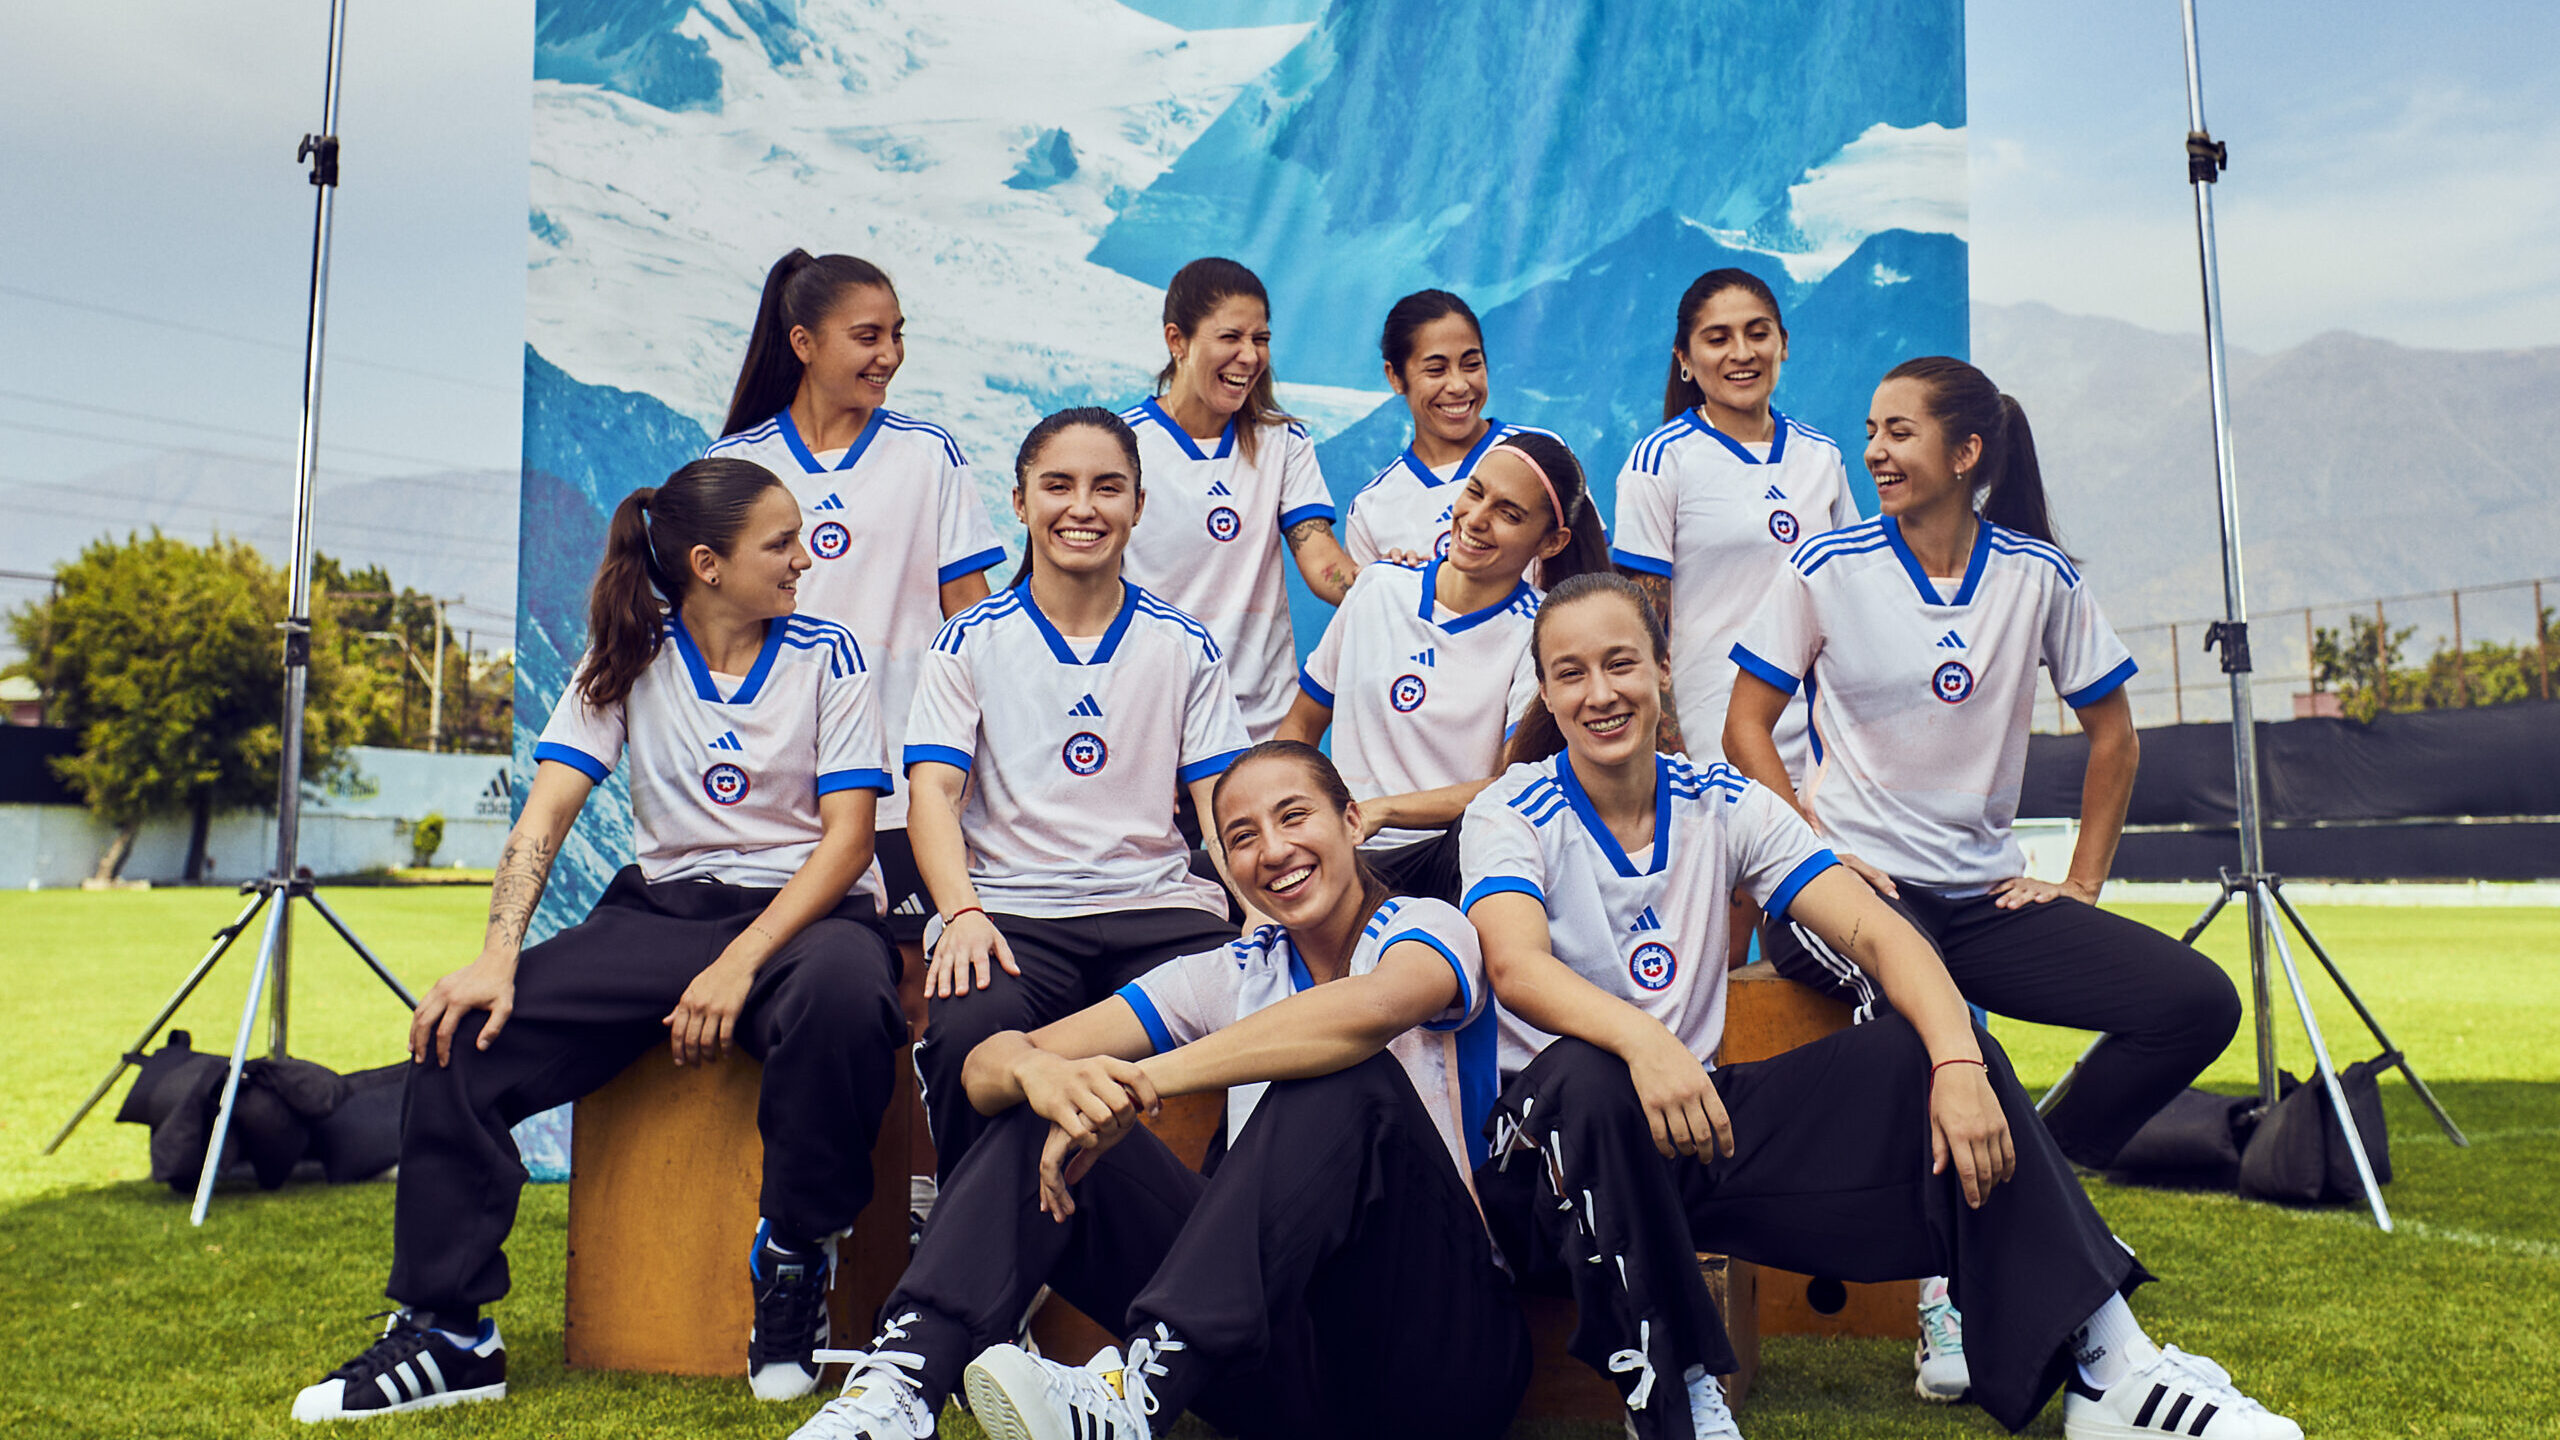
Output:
top-left (43, 0), bottom-right (417, 1224)
top-left (2038, 0), bottom-right (2463, 1231)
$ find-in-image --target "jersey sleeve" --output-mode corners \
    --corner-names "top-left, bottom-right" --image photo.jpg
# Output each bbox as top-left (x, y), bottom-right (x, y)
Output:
top-left (2045, 574), bottom-right (2138, 709)
top-left (1459, 775), bottom-right (1550, 912)
top-left (815, 640), bottom-right (892, 797)
top-left (1609, 451), bottom-right (1675, 577)
top-left (1730, 558), bottom-right (1820, 697)
top-left (1375, 897), bottom-right (1488, 1033)
top-left (532, 653), bottom-right (624, 782)
top-left (1274, 425), bottom-right (1336, 531)
top-left (1729, 780), bottom-right (1839, 923)
top-left (901, 629), bottom-right (982, 774)
top-left (936, 455), bottom-right (1008, 585)
top-left (1341, 489), bottom-right (1382, 566)
top-left (1179, 644), bottom-right (1252, 786)
top-left (1504, 634), bottom-right (1539, 730)
top-left (1116, 940), bottom-right (1247, 1053)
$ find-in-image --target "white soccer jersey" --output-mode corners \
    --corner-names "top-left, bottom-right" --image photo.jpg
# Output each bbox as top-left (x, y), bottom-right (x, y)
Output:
top-left (1118, 895), bottom-right (1498, 1182)
top-left (705, 407), bottom-right (1006, 829)
top-left (536, 614), bottom-right (891, 902)
top-left (1610, 409), bottom-right (1860, 775)
top-left (1341, 419), bottom-right (1553, 565)
top-left (1460, 752), bottom-right (1837, 1075)
top-left (1118, 399), bottom-right (1335, 741)
top-left (1297, 560), bottom-right (1539, 850)
top-left (1730, 515), bottom-right (2138, 891)
top-left (903, 582), bottom-right (1250, 919)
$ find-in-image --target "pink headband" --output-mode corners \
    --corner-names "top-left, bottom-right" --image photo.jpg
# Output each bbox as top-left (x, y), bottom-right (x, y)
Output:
top-left (1493, 443), bottom-right (1567, 529)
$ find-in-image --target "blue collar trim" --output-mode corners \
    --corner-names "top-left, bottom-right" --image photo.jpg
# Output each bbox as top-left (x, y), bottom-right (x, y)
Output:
top-left (1555, 751), bottom-right (1670, 878)
top-left (1882, 514), bottom-right (1993, 607)
top-left (667, 613), bottom-right (785, 705)
top-left (1686, 407), bottom-right (1788, 466)
top-left (1018, 582), bottom-right (1139, 666)
top-left (1396, 419), bottom-right (1506, 489)
top-left (1421, 557), bottom-right (1536, 635)
top-left (1140, 396), bottom-right (1235, 462)
top-left (776, 407), bottom-right (886, 474)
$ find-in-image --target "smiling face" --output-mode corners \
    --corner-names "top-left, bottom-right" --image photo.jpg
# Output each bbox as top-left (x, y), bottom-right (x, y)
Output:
top-left (1677, 287), bottom-right (1787, 422)
top-left (1014, 424), bottom-right (1143, 581)
top-left (689, 484), bottom-right (810, 619)
top-left (1213, 754), bottom-right (1367, 931)
top-left (1388, 312), bottom-right (1488, 450)
top-left (1864, 375), bottom-right (1981, 521)
top-left (1535, 591), bottom-right (1664, 771)
top-left (1448, 447), bottom-right (1568, 581)
top-left (790, 284), bottom-right (904, 412)
top-left (1165, 294), bottom-right (1271, 422)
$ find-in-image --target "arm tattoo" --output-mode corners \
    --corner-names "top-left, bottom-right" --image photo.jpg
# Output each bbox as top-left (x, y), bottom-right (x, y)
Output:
top-left (484, 830), bottom-right (558, 950)
top-left (1620, 567), bottom-right (1674, 640)
top-left (1841, 916), bottom-right (1862, 962)
top-left (1282, 516), bottom-right (1334, 552)
top-left (1655, 680), bottom-right (1687, 755)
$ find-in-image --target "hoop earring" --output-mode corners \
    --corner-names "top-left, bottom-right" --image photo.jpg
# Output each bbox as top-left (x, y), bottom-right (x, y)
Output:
top-left (1679, 366), bottom-right (1692, 382)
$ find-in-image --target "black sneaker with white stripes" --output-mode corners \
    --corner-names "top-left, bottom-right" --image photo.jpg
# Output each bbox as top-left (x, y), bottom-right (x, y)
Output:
top-left (292, 1311), bottom-right (506, 1422)
top-left (2062, 1341), bottom-right (2301, 1439)
top-left (749, 1227), bottom-right (835, 1400)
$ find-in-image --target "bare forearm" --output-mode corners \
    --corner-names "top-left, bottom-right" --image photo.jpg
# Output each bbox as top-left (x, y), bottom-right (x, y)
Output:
top-left (1285, 519), bottom-right (1357, 605)
top-left (1721, 719), bottom-right (1801, 818)
top-left (907, 773), bottom-right (985, 918)
top-left (963, 1030), bottom-right (1039, 1114)
top-left (726, 827), bottom-right (872, 972)
top-left (481, 827), bottom-right (557, 960)
top-left (1139, 978), bottom-right (1413, 1096)
top-left (2069, 729), bottom-right (2137, 891)
top-left (1491, 950), bottom-right (1684, 1063)
top-left (1368, 779), bottom-right (1493, 833)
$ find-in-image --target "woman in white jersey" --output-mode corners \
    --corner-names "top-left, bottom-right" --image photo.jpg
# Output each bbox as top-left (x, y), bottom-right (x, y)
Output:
top-left (707, 250), bottom-right (1008, 940)
top-left (1613, 269), bottom-right (1861, 763)
top-left (1118, 257), bottom-right (1359, 742)
top-left (1341, 288), bottom-right (1558, 565)
top-left (1279, 430), bottom-right (1609, 902)
top-left (292, 460), bottom-right (906, 1420)
top-left (906, 408), bottom-right (1257, 1180)
top-left (1464, 575), bottom-right (2295, 1440)
top-left (789, 742), bottom-right (1525, 1440)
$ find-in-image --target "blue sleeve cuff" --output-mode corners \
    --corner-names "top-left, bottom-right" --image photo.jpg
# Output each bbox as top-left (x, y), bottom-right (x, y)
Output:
top-left (903, 743), bottom-right (975, 775)
top-left (533, 741), bottom-right (611, 782)
top-left (937, 546), bottom-right (1007, 584)
top-left (1277, 502), bottom-right (1336, 530)
top-left (1296, 665), bottom-right (1335, 708)
top-left (1729, 643), bottom-right (1802, 698)
top-left (1612, 547), bottom-right (1673, 578)
top-left (817, 767), bottom-right (893, 797)
top-left (2064, 657), bottom-right (2138, 709)
top-left (1178, 747), bottom-right (1247, 786)
top-left (1383, 929), bottom-right (1473, 1031)
top-left (1115, 985), bottom-right (1174, 1055)
top-left (1461, 876), bottom-right (1546, 912)
top-left (1764, 848), bottom-right (1839, 924)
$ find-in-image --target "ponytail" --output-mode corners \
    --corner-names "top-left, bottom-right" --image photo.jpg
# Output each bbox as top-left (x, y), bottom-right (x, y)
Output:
top-left (579, 458), bottom-right (787, 709)
top-left (1489, 430), bottom-right (1611, 593)
top-left (1500, 573), bottom-right (1674, 769)
top-left (1158, 257), bottom-right (1295, 463)
top-left (721, 249), bottom-right (897, 439)
top-left (1882, 356), bottom-right (2065, 551)
top-left (1663, 268), bottom-right (1786, 422)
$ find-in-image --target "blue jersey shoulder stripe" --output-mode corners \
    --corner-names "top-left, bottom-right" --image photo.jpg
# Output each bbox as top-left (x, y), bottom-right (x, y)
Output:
top-left (1987, 528), bottom-right (2082, 586)
top-left (1781, 417), bottom-right (1837, 447)
top-left (1361, 895), bottom-right (1408, 941)
top-left (1351, 459), bottom-right (1404, 502)
top-left (1629, 417), bottom-right (1689, 475)
top-left (877, 409), bottom-right (967, 467)
top-left (706, 418), bottom-right (782, 455)
top-left (1793, 517), bottom-right (1888, 561)
top-left (1130, 590), bottom-right (1223, 660)
top-left (778, 615), bottom-right (866, 677)
top-left (932, 590), bottom-right (1024, 654)
top-left (1793, 523), bottom-right (1893, 576)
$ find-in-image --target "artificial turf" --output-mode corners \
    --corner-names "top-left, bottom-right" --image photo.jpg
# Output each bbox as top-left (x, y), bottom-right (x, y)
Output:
top-left (1, 890), bottom-right (2552, 1437)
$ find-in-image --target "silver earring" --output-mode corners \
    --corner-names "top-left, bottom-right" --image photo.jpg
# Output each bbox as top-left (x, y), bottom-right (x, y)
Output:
top-left (1680, 366), bottom-right (1692, 382)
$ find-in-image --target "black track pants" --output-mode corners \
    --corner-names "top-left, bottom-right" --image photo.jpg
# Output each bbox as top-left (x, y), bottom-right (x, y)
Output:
top-left (384, 865), bottom-right (903, 1315)
top-left (1762, 887), bottom-right (2242, 1167)
top-left (881, 1054), bottom-right (1529, 1440)
top-left (1476, 1022), bottom-right (2145, 1437)
top-left (913, 908), bottom-right (1233, 1181)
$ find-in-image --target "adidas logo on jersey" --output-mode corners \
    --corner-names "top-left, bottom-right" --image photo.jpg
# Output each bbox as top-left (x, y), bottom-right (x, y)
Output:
top-left (1068, 694), bottom-right (1104, 718)
top-left (1629, 907), bottom-right (1664, 933)
top-left (1936, 629), bottom-right (1967, 650)
top-left (812, 493), bottom-right (846, 511)
top-left (1206, 479), bottom-right (1233, 497)
top-left (1436, 505), bottom-right (1453, 522)
top-left (1763, 484), bottom-right (1787, 501)
top-left (1409, 648), bottom-right (1436, 667)
top-left (708, 731), bottom-right (744, 752)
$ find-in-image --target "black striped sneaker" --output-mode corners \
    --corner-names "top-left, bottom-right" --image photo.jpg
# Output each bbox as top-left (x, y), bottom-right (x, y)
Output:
top-left (292, 1311), bottom-right (506, 1422)
top-left (2063, 1341), bottom-right (2299, 1439)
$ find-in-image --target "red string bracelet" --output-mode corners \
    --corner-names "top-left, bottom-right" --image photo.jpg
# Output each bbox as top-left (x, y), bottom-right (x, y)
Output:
top-left (944, 906), bottom-right (987, 925)
top-left (1931, 1057), bottom-right (1987, 1086)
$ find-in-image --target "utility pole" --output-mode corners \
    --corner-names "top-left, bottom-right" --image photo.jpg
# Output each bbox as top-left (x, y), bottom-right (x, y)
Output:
top-left (429, 595), bottom-right (447, 753)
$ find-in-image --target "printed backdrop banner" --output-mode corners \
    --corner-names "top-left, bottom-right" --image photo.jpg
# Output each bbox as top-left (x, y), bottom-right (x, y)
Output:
top-left (515, 0), bottom-right (1968, 939)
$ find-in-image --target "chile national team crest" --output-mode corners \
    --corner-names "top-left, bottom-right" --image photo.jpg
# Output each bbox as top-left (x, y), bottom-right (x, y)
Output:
top-left (1205, 506), bottom-right (1242, 543)
top-left (810, 521), bottom-right (851, 560)
top-left (1062, 731), bottom-right (1109, 775)
top-left (1629, 941), bottom-right (1678, 992)
top-left (702, 763), bottom-right (752, 806)
top-left (1932, 660), bottom-right (1976, 704)
top-left (1434, 529), bottom-right (1453, 559)
top-left (1389, 673), bottom-right (1428, 713)
top-left (1767, 509), bottom-right (1799, 544)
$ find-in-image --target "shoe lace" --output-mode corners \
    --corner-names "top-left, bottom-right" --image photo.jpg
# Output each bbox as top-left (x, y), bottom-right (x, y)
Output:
top-left (1121, 1322), bottom-right (1185, 1420)
top-left (323, 1311), bottom-right (435, 1384)
top-left (2154, 1346), bottom-right (2264, 1413)
top-left (806, 1313), bottom-right (931, 1436)
top-left (1918, 1296), bottom-right (1965, 1356)
top-left (1608, 1319), bottom-right (1659, 1410)
top-left (1685, 1365), bottom-right (1740, 1440)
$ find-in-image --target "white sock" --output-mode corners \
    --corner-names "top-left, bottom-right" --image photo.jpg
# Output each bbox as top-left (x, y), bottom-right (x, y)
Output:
top-left (2072, 1293), bottom-right (2150, 1391)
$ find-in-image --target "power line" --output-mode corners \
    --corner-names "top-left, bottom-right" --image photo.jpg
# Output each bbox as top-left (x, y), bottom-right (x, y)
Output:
top-left (0, 386), bottom-right (503, 474)
top-left (0, 477), bottom-right (515, 558)
top-left (0, 282), bottom-right (516, 395)
top-left (0, 417), bottom-right (410, 478)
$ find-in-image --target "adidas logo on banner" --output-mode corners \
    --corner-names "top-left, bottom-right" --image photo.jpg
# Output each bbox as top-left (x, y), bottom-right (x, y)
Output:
top-left (708, 731), bottom-right (744, 752)
top-left (893, 895), bottom-right (929, 916)
top-left (1763, 484), bottom-right (1787, 501)
top-left (1936, 630), bottom-right (1967, 650)
top-left (813, 493), bottom-right (846, 511)
top-left (1068, 694), bottom-right (1104, 718)
top-left (1409, 649), bottom-right (1436, 667)
top-left (1206, 479), bottom-right (1233, 497)
top-left (1629, 907), bottom-right (1663, 933)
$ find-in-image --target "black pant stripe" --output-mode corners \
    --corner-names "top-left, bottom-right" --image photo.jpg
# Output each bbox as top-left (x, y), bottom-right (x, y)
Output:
top-left (2162, 1391), bottom-right (2194, 1431)
top-left (2133, 1382), bottom-right (2168, 1428)
top-left (2190, 1401), bottom-right (2220, 1435)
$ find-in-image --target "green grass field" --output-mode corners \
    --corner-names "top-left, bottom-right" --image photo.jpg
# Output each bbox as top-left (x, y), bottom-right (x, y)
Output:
top-left (1, 890), bottom-right (2553, 1438)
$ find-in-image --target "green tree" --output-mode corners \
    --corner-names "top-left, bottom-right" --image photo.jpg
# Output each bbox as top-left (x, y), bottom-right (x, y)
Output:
top-left (8, 531), bottom-right (382, 881)
top-left (2312, 607), bottom-right (2554, 719)
top-left (2310, 614), bottom-right (2416, 722)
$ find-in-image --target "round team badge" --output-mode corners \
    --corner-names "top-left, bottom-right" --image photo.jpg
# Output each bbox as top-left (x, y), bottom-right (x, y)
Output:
top-left (810, 521), bottom-right (852, 560)
top-left (1062, 731), bottom-right (1109, 776)
top-left (1767, 509), bottom-right (1799, 544)
top-left (1629, 941), bottom-right (1678, 992)
top-left (1932, 660), bottom-right (1976, 704)
top-left (702, 763), bottom-right (751, 806)
top-left (1434, 529), bottom-right (1453, 559)
top-left (1205, 506), bottom-right (1243, 543)
top-left (1389, 674), bottom-right (1428, 713)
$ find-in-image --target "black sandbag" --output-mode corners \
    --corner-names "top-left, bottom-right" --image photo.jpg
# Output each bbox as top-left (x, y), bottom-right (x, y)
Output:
top-left (2237, 1054), bottom-right (2395, 1205)
top-left (2101, 1087), bottom-right (2259, 1190)
top-left (113, 1032), bottom-right (357, 1193)
top-left (308, 1063), bottom-right (406, 1183)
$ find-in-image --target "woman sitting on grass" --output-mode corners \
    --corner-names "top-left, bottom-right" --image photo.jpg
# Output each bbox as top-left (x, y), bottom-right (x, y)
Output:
top-left (292, 457), bottom-right (906, 1420)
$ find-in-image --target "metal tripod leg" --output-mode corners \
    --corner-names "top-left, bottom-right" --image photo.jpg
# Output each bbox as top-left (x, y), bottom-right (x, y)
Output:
top-left (44, 887), bottom-right (271, 1154)
top-left (2265, 880), bottom-right (2465, 1146)
top-left (190, 890), bottom-right (290, 1227)
top-left (2256, 881), bottom-right (2391, 1231)
top-left (305, 888), bottom-right (418, 1008)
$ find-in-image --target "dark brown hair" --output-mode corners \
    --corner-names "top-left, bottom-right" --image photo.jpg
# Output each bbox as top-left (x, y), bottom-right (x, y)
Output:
top-left (1486, 430), bottom-right (1611, 592)
top-left (1882, 356), bottom-right (2064, 549)
top-left (1157, 257), bottom-right (1296, 463)
top-left (1381, 288), bottom-right (1482, 374)
top-left (721, 249), bottom-right (897, 438)
top-left (1500, 572), bottom-right (1674, 768)
top-left (580, 457), bottom-right (787, 708)
top-left (1005, 406), bottom-right (1144, 589)
top-left (1663, 267), bottom-right (1786, 421)
top-left (1210, 740), bottom-right (1396, 918)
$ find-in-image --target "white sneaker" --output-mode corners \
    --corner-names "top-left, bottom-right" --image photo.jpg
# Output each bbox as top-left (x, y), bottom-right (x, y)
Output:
top-left (1913, 1281), bottom-right (1970, 1403)
top-left (1621, 1365), bottom-right (1742, 1440)
top-left (964, 1342), bottom-right (1153, 1440)
top-left (2063, 1341), bottom-right (2302, 1439)
top-left (790, 1337), bottom-right (935, 1440)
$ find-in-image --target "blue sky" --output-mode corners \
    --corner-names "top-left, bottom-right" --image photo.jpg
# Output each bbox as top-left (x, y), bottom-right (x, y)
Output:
top-left (0, 0), bottom-right (2551, 566)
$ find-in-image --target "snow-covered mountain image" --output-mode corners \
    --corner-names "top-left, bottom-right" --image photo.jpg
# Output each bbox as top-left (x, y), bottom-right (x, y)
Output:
top-left (517, 0), bottom-right (1965, 934)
